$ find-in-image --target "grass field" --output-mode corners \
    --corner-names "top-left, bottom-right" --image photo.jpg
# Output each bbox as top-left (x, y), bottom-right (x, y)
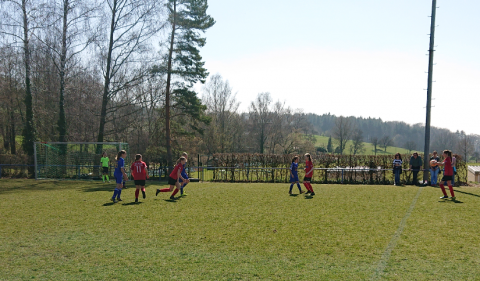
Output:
top-left (0, 180), bottom-right (479, 280)
top-left (315, 135), bottom-right (411, 155)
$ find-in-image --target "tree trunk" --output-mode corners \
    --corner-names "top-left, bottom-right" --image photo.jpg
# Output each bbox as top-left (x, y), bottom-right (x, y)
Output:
top-left (21, 0), bottom-right (36, 174)
top-left (97, 0), bottom-right (118, 154)
top-left (58, 0), bottom-right (68, 143)
top-left (165, 0), bottom-right (177, 169)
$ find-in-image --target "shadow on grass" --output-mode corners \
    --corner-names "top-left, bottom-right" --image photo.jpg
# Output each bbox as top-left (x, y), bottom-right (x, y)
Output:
top-left (289, 194), bottom-right (299, 197)
top-left (453, 189), bottom-right (480, 198)
top-left (438, 199), bottom-right (464, 204)
top-left (102, 202), bottom-right (116, 206)
top-left (304, 195), bottom-right (314, 199)
top-left (122, 202), bottom-right (143, 206)
top-left (164, 199), bottom-right (178, 203)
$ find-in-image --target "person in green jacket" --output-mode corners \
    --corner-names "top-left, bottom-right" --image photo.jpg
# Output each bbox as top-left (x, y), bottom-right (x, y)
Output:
top-left (409, 152), bottom-right (423, 186)
top-left (100, 152), bottom-right (110, 183)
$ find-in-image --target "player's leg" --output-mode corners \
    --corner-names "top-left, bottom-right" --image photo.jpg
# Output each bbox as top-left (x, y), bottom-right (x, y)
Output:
top-left (303, 177), bottom-right (312, 193)
top-left (308, 182), bottom-right (315, 195)
top-left (439, 180), bottom-right (448, 199)
top-left (170, 182), bottom-right (181, 199)
top-left (157, 177), bottom-right (176, 196)
top-left (296, 181), bottom-right (303, 193)
top-left (111, 174), bottom-right (122, 202)
top-left (289, 180), bottom-right (294, 194)
top-left (135, 185), bottom-right (140, 202)
top-left (446, 180), bottom-right (455, 199)
top-left (141, 186), bottom-right (146, 199)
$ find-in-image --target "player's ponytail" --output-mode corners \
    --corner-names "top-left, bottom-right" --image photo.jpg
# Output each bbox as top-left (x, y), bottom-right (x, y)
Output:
top-left (116, 150), bottom-right (126, 161)
top-left (135, 154), bottom-right (142, 161)
top-left (292, 156), bottom-right (298, 163)
top-left (304, 153), bottom-right (312, 162)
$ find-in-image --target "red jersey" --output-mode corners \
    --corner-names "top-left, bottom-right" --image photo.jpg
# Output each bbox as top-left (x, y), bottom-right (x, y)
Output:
top-left (305, 160), bottom-right (314, 177)
top-left (130, 161), bottom-right (147, 180)
top-left (169, 163), bottom-right (184, 179)
top-left (444, 157), bottom-right (453, 176)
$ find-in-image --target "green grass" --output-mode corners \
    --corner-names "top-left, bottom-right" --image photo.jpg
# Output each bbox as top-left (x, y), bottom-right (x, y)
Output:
top-left (0, 180), bottom-right (479, 280)
top-left (315, 135), bottom-right (411, 155)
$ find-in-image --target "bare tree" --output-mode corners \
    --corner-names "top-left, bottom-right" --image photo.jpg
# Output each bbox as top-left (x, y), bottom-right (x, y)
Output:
top-left (95, 0), bottom-right (163, 152)
top-left (249, 92), bottom-right (272, 153)
top-left (0, 0), bottom-right (41, 160)
top-left (405, 140), bottom-right (416, 154)
top-left (202, 74), bottom-right (240, 153)
top-left (332, 116), bottom-right (352, 155)
top-left (350, 128), bottom-right (365, 155)
top-left (380, 135), bottom-right (393, 152)
top-left (456, 131), bottom-right (474, 162)
top-left (371, 137), bottom-right (379, 156)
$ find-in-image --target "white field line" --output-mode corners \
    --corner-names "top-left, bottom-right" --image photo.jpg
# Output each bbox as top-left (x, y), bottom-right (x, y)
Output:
top-left (371, 186), bottom-right (424, 280)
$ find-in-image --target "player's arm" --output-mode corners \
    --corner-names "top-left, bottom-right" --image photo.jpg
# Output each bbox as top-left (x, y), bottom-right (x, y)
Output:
top-left (121, 167), bottom-right (127, 180)
top-left (145, 164), bottom-right (149, 179)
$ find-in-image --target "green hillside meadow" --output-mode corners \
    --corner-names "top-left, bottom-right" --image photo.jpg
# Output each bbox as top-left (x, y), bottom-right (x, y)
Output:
top-left (1, 179), bottom-right (479, 280)
top-left (315, 135), bottom-right (411, 155)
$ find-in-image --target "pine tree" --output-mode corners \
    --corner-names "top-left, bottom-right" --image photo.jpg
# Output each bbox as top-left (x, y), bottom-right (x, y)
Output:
top-left (327, 136), bottom-right (333, 153)
top-left (160, 0), bottom-right (215, 167)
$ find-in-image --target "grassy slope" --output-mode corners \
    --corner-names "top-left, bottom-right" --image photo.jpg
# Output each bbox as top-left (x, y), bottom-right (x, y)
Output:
top-left (315, 135), bottom-right (411, 155)
top-left (0, 180), bottom-right (479, 280)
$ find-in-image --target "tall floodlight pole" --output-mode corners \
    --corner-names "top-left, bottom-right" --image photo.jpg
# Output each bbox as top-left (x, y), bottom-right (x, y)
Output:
top-left (423, 0), bottom-right (437, 184)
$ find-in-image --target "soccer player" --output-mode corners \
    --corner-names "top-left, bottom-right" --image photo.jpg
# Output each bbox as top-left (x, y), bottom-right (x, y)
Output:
top-left (436, 150), bottom-right (456, 201)
top-left (156, 157), bottom-right (187, 200)
top-left (179, 152), bottom-right (190, 196)
top-left (289, 156), bottom-right (304, 194)
top-left (130, 154), bottom-right (149, 203)
top-left (303, 153), bottom-right (315, 196)
top-left (111, 150), bottom-right (128, 203)
top-left (100, 152), bottom-right (110, 183)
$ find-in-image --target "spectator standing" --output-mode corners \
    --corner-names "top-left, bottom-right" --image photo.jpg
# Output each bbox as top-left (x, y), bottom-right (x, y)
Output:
top-left (409, 152), bottom-right (423, 186)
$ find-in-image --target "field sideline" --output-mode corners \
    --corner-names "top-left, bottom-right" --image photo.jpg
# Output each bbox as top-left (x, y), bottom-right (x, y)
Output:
top-left (0, 180), bottom-right (479, 280)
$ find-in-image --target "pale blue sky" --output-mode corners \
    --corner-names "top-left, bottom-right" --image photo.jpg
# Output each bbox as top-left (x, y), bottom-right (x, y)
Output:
top-left (198, 0), bottom-right (480, 134)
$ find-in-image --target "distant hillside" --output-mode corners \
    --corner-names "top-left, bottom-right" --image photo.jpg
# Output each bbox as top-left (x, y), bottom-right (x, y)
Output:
top-left (306, 113), bottom-right (464, 153)
top-left (314, 135), bottom-right (411, 155)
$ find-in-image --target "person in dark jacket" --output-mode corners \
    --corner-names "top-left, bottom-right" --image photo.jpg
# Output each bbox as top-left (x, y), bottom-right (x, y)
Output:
top-left (409, 152), bottom-right (423, 186)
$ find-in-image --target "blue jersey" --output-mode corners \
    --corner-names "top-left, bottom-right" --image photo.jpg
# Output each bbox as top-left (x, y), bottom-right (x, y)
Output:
top-left (290, 162), bottom-right (298, 175)
top-left (181, 163), bottom-right (189, 179)
top-left (115, 158), bottom-right (124, 175)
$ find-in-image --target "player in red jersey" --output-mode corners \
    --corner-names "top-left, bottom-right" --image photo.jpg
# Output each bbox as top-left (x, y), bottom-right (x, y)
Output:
top-left (156, 157), bottom-right (187, 200)
top-left (130, 154), bottom-right (149, 203)
top-left (303, 153), bottom-right (315, 196)
top-left (436, 150), bottom-right (456, 201)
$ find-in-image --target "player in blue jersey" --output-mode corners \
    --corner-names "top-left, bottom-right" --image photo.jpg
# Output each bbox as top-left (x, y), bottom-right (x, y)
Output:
top-left (289, 156), bottom-right (304, 194)
top-left (179, 152), bottom-right (190, 196)
top-left (111, 150), bottom-right (128, 203)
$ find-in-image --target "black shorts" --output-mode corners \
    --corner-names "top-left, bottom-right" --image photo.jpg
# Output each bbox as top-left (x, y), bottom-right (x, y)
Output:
top-left (168, 176), bottom-right (178, 186)
top-left (134, 180), bottom-right (146, 186)
top-left (441, 176), bottom-right (453, 182)
top-left (102, 167), bottom-right (108, 174)
top-left (303, 177), bottom-right (312, 182)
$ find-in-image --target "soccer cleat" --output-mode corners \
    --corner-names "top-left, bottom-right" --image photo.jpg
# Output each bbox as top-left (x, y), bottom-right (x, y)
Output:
top-left (135, 198), bottom-right (138, 203)
top-left (310, 192), bottom-right (315, 196)
top-left (440, 196), bottom-right (449, 199)
top-left (182, 193), bottom-right (188, 196)
top-left (289, 191), bottom-right (292, 195)
top-left (156, 189), bottom-right (160, 196)
top-left (300, 190), bottom-right (305, 194)
top-left (111, 198), bottom-right (116, 203)
top-left (305, 190), bottom-right (311, 194)
top-left (117, 198), bottom-right (122, 202)
top-left (451, 196), bottom-right (456, 201)
top-left (142, 191), bottom-right (146, 199)
top-left (170, 196), bottom-right (175, 200)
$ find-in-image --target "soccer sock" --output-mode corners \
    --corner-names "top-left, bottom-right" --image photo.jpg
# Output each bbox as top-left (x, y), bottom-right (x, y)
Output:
top-left (296, 183), bottom-right (302, 192)
top-left (141, 187), bottom-right (145, 192)
top-left (289, 184), bottom-right (294, 193)
top-left (448, 185), bottom-right (455, 197)
top-left (106, 175), bottom-right (109, 181)
top-left (123, 181), bottom-right (126, 188)
top-left (180, 186), bottom-right (184, 195)
top-left (303, 183), bottom-right (311, 192)
top-left (112, 189), bottom-right (118, 199)
top-left (159, 188), bottom-right (171, 192)
top-left (117, 189), bottom-right (122, 199)
top-left (102, 175), bottom-right (105, 181)
top-left (307, 183), bottom-right (314, 192)
top-left (439, 184), bottom-right (448, 197)
top-left (172, 188), bottom-right (179, 197)
top-left (135, 189), bottom-right (140, 198)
